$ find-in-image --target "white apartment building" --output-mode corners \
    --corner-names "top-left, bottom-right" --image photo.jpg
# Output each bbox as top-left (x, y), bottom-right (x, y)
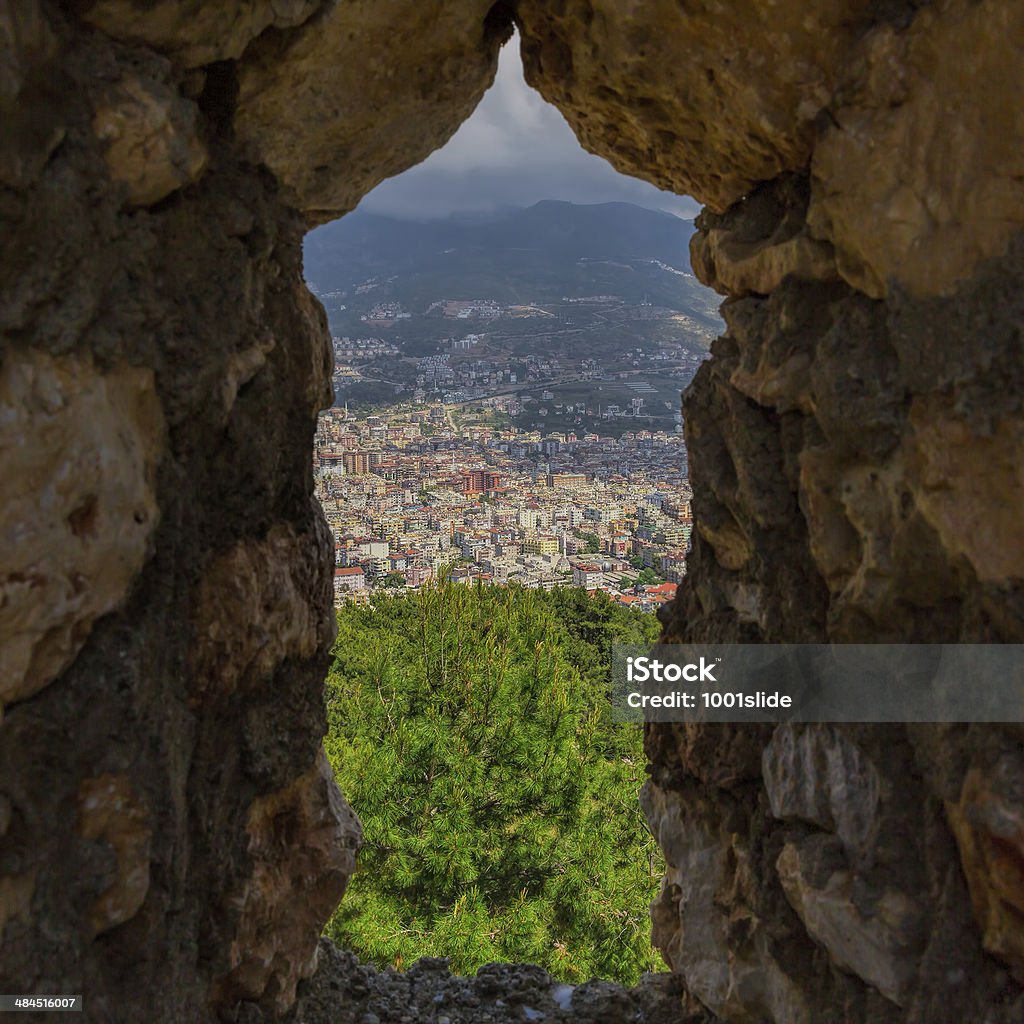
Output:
top-left (572, 563), bottom-right (605, 590)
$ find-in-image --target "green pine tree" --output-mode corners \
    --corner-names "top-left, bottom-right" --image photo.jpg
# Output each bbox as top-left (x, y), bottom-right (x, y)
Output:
top-left (323, 581), bottom-right (662, 984)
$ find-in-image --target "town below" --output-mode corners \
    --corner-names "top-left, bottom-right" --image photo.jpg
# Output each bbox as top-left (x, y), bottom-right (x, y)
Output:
top-left (315, 403), bottom-right (693, 610)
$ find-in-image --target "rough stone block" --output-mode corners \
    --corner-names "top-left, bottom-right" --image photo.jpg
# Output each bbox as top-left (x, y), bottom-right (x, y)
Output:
top-left (0, 352), bottom-right (163, 711)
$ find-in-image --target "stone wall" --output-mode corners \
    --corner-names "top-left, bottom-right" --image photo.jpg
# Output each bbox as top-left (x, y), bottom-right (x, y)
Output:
top-left (1, 2), bottom-right (1022, 1022)
top-left (518, 2), bottom-right (1024, 1020)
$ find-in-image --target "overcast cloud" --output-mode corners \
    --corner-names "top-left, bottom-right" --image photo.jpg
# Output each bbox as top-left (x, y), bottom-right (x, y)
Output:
top-left (358, 36), bottom-right (700, 221)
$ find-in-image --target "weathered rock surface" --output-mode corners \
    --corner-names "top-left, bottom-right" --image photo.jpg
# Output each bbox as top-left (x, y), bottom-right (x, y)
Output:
top-left (656, 134), bottom-right (1024, 1020)
top-left (762, 725), bottom-right (880, 859)
top-left (946, 757), bottom-right (1024, 983)
top-left (0, 1), bottom-right (65, 189)
top-left (0, 352), bottom-right (163, 710)
top-left (655, 167), bottom-right (1024, 1019)
top-left (808, 0), bottom-right (1024, 298)
top-left (664, 218), bottom-right (1024, 647)
top-left (690, 176), bottom-right (838, 298)
top-left (192, 521), bottom-right (337, 701)
top-left (517, 0), bottom-right (875, 213)
top-left (2, 2), bottom-right (1024, 1023)
top-left (91, 70), bottom-right (208, 207)
top-left (214, 751), bottom-right (362, 1016)
top-left (1, 4), bottom-right (357, 1020)
top-left (286, 940), bottom-right (701, 1024)
top-left (77, 774), bottom-right (152, 936)
top-left (776, 836), bottom-right (925, 1006)
top-left (641, 781), bottom-right (812, 1024)
top-left (235, 0), bottom-right (511, 223)
top-left (78, 0), bottom-right (325, 69)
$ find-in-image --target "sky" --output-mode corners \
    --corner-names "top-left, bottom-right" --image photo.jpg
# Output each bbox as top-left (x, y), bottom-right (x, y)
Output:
top-left (358, 35), bottom-right (700, 221)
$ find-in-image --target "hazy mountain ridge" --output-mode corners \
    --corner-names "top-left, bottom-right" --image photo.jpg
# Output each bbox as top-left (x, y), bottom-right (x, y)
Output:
top-left (304, 200), bottom-right (714, 326)
top-left (305, 200), bottom-right (695, 279)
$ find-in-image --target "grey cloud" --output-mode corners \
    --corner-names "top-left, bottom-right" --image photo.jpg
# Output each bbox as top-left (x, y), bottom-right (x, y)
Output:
top-left (357, 36), bottom-right (700, 221)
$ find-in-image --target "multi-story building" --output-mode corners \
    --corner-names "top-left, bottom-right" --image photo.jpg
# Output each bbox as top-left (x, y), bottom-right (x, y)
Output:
top-left (334, 566), bottom-right (368, 604)
top-left (547, 472), bottom-right (586, 488)
top-left (342, 451), bottom-right (371, 475)
top-left (518, 508), bottom-right (540, 530)
top-left (523, 535), bottom-right (560, 556)
top-left (461, 469), bottom-right (502, 495)
top-left (572, 563), bottom-right (604, 590)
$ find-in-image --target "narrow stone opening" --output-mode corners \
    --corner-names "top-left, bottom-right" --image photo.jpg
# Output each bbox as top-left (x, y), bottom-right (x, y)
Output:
top-left (3, 3), bottom-right (1023, 1024)
top-left (297, 33), bottom-right (713, 1019)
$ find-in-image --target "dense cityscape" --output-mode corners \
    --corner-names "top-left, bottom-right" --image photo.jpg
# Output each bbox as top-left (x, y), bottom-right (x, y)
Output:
top-left (314, 399), bottom-right (694, 611)
top-left (316, 287), bottom-right (714, 438)
top-left (307, 201), bottom-right (715, 611)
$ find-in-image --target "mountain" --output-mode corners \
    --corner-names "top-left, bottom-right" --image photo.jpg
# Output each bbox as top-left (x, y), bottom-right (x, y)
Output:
top-left (303, 201), bottom-right (716, 323)
top-left (306, 200), bottom-right (694, 276)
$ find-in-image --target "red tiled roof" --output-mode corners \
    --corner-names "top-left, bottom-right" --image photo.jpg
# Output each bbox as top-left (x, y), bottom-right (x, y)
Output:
top-left (642, 582), bottom-right (677, 595)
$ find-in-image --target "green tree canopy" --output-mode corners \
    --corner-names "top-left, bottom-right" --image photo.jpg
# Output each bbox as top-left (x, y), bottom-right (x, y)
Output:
top-left (323, 582), bottom-right (662, 984)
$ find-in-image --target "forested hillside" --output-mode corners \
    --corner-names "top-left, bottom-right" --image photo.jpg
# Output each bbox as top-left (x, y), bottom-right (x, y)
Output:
top-left (323, 583), bottom-right (663, 984)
